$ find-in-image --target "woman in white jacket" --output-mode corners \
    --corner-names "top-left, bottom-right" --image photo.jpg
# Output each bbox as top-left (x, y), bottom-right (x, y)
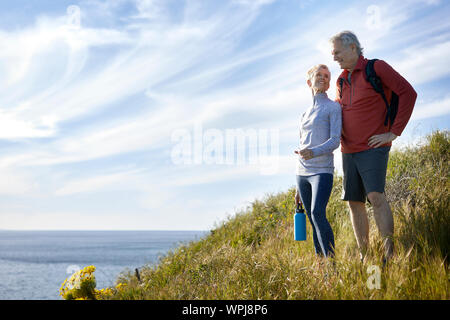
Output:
top-left (294, 64), bottom-right (342, 258)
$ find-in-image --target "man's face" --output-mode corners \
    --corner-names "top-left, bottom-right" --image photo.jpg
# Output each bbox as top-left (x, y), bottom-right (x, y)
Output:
top-left (331, 40), bottom-right (358, 71)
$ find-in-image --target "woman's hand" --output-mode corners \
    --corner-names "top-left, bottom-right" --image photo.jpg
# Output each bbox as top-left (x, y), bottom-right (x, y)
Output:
top-left (295, 148), bottom-right (314, 160)
top-left (294, 190), bottom-right (302, 206)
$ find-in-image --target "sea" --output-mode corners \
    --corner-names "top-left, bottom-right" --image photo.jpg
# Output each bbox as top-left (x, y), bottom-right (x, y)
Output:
top-left (0, 230), bottom-right (208, 300)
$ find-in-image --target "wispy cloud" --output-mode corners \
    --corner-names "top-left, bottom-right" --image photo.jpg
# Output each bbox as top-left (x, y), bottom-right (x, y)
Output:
top-left (0, 0), bottom-right (311, 166)
top-left (0, 168), bottom-right (36, 196)
top-left (54, 169), bottom-right (143, 196)
top-left (394, 41), bottom-right (450, 85)
top-left (411, 96), bottom-right (450, 121)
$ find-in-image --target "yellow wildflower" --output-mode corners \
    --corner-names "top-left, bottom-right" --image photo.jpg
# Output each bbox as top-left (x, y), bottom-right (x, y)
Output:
top-left (116, 283), bottom-right (127, 290)
top-left (60, 265), bottom-right (98, 300)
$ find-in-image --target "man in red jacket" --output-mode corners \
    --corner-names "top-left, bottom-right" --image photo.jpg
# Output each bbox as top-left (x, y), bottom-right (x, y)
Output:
top-left (330, 31), bottom-right (417, 265)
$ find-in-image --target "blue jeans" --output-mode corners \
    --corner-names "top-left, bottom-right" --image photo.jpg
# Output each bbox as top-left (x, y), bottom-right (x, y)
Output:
top-left (296, 173), bottom-right (335, 257)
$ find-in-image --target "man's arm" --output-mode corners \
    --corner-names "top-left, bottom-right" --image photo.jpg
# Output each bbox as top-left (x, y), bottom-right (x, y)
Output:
top-left (373, 60), bottom-right (418, 137)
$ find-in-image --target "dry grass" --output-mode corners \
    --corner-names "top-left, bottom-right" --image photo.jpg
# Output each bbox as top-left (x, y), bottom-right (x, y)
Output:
top-left (107, 131), bottom-right (449, 300)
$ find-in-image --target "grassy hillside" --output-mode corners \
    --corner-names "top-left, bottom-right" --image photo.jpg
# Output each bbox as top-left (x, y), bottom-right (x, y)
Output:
top-left (100, 131), bottom-right (449, 299)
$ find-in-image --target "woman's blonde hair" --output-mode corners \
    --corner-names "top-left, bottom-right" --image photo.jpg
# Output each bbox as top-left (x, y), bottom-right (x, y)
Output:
top-left (306, 64), bottom-right (330, 82)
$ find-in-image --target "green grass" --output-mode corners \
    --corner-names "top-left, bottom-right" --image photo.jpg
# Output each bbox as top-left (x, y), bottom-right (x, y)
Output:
top-left (107, 131), bottom-right (449, 300)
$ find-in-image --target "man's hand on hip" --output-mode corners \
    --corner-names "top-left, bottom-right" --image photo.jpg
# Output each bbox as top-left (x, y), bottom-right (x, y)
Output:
top-left (368, 132), bottom-right (397, 148)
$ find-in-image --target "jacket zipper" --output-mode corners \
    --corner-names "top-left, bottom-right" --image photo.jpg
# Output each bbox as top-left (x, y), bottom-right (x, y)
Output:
top-left (349, 72), bottom-right (355, 107)
top-left (347, 77), bottom-right (352, 107)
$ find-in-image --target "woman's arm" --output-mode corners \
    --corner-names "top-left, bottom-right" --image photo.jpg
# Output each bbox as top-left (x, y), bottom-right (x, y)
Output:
top-left (295, 113), bottom-right (305, 156)
top-left (308, 103), bottom-right (342, 157)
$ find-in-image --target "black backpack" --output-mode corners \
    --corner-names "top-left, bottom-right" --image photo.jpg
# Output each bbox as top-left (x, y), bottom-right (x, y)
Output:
top-left (339, 59), bottom-right (398, 127)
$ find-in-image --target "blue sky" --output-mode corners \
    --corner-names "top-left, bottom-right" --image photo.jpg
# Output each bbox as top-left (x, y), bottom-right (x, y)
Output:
top-left (0, 0), bottom-right (449, 230)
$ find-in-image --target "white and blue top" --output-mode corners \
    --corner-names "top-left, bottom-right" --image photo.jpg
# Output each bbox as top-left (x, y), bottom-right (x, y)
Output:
top-left (297, 92), bottom-right (342, 176)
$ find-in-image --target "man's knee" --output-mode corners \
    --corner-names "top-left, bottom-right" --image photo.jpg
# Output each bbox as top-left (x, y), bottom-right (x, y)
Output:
top-left (348, 200), bottom-right (366, 215)
top-left (348, 200), bottom-right (365, 210)
top-left (367, 192), bottom-right (386, 208)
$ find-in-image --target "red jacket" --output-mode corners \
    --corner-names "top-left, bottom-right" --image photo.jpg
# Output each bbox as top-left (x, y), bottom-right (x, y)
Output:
top-left (336, 55), bottom-right (417, 153)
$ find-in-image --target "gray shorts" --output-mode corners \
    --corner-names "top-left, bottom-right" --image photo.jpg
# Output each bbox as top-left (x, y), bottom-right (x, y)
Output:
top-left (342, 146), bottom-right (390, 202)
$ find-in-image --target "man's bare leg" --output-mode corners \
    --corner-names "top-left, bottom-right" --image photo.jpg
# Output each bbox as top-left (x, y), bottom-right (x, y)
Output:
top-left (348, 201), bottom-right (369, 261)
top-left (367, 192), bottom-right (394, 262)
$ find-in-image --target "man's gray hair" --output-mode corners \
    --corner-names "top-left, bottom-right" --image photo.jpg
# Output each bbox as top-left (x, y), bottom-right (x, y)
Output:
top-left (329, 31), bottom-right (364, 55)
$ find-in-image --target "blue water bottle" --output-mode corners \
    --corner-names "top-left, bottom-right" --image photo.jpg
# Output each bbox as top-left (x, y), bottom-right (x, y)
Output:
top-left (294, 203), bottom-right (306, 241)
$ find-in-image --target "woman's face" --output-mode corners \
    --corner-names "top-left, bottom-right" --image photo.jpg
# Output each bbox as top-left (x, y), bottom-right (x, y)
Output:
top-left (308, 67), bottom-right (330, 93)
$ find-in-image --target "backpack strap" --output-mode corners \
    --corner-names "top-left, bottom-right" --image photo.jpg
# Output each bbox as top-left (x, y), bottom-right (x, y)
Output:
top-left (338, 77), bottom-right (344, 100)
top-left (365, 59), bottom-right (391, 126)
